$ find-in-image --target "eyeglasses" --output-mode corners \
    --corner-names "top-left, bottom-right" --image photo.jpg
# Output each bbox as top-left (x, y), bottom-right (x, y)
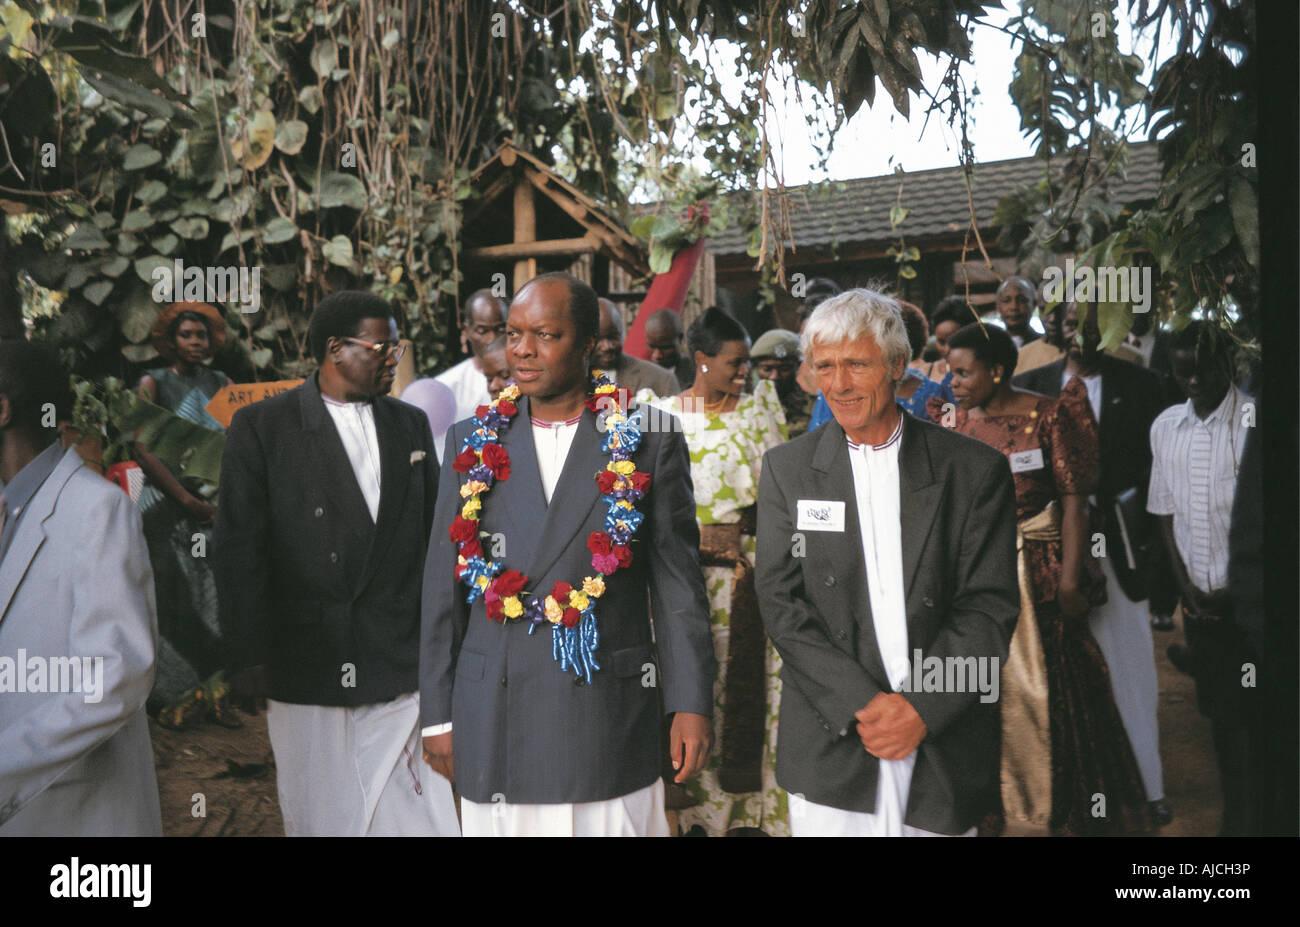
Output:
top-left (342, 337), bottom-right (407, 361)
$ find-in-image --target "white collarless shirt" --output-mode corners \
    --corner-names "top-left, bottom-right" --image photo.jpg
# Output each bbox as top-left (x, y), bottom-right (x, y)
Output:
top-left (530, 413), bottom-right (582, 503)
top-left (322, 394), bottom-right (382, 522)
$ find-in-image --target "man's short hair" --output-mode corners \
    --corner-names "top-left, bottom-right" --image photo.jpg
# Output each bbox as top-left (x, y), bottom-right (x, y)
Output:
top-left (644, 307), bottom-right (682, 338)
top-left (801, 288), bottom-right (911, 374)
top-left (0, 339), bottom-right (71, 437)
top-left (998, 276), bottom-right (1037, 303)
top-left (802, 277), bottom-right (841, 314)
top-left (463, 289), bottom-right (507, 325)
top-left (308, 291), bottom-right (395, 362)
top-left (1170, 319), bottom-right (1235, 375)
top-left (947, 321), bottom-right (1019, 378)
top-left (520, 273), bottom-right (600, 345)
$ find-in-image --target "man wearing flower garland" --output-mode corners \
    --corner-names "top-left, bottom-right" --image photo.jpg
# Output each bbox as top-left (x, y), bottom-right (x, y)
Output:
top-left (420, 272), bottom-right (715, 836)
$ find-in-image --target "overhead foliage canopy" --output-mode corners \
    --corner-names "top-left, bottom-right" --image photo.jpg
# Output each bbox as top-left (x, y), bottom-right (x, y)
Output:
top-left (0, 0), bottom-right (1259, 385)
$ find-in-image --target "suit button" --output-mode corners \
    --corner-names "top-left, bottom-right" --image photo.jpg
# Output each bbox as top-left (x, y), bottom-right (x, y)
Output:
top-left (315, 507), bottom-right (324, 517)
top-left (923, 596), bottom-right (934, 608)
top-left (574, 677), bottom-right (586, 687)
top-left (329, 552), bottom-right (339, 563)
top-left (824, 575), bottom-right (836, 588)
top-left (500, 676), bottom-right (508, 688)
top-left (836, 629), bottom-right (847, 641)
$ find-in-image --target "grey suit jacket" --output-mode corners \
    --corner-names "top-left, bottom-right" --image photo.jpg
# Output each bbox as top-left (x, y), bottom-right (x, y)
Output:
top-left (755, 415), bottom-right (1019, 834)
top-left (419, 397), bottom-right (713, 804)
top-left (0, 447), bottom-right (162, 836)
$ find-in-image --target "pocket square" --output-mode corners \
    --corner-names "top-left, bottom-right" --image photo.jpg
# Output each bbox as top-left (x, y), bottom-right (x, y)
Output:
top-left (410, 450), bottom-right (426, 464)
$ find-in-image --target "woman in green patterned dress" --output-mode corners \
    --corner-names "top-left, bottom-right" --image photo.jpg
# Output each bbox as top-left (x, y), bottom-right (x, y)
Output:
top-left (135, 301), bottom-right (239, 729)
top-left (637, 307), bottom-right (789, 836)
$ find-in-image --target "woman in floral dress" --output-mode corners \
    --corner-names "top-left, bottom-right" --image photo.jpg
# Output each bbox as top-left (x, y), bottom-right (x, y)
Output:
top-left (930, 322), bottom-right (1150, 836)
top-left (637, 307), bottom-right (789, 836)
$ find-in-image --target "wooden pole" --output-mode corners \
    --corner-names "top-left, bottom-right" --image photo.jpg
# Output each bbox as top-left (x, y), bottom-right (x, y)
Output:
top-left (512, 176), bottom-right (536, 292)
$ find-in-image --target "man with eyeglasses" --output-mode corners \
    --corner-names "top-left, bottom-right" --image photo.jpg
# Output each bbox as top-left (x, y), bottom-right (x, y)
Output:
top-left (214, 291), bottom-right (459, 836)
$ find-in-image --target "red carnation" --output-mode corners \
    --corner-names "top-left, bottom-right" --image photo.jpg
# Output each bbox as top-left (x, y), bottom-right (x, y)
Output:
top-left (449, 516), bottom-right (479, 544)
top-left (496, 399), bottom-right (517, 417)
top-left (493, 569), bottom-right (528, 598)
top-left (481, 442), bottom-right (512, 481)
top-left (486, 598), bottom-right (505, 622)
top-left (613, 544), bottom-right (633, 568)
top-left (460, 537), bottom-right (483, 560)
top-left (596, 470), bottom-right (619, 494)
top-left (561, 607), bottom-right (581, 628)
top-left (585, 395), bottom-right (601, 413)
top-left (452, 448), bottom-right (478, 473)
top-left (631, 471), bottom-right (651, 492)
top-left (475, 404), bottom-right (490, 420)
top-left (551, 580), bottom-right (573, 602)
top-left (587, 531), bottom-right (612, 556)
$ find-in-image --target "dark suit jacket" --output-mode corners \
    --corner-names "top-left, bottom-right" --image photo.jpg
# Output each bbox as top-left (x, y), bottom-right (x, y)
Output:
top-left (755, 415), bottom-right (1019, 834)
top-left (1013, 355), bottom-right (1175, 598)
top-left (419, 397), bottom-right (714, 804)
top-left (213, 373), bottom-right (439, 706)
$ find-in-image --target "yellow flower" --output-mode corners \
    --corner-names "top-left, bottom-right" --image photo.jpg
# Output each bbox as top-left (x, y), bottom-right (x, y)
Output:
top-left (605, 412), bottom-right (625, 426)
top-left (500, 384), bottom-right (521, 401)
top-left (460, 480), bottom-right (488, 499)
top-left (582, 576), bottom-right (606, 597)
top-left (544, 596), bottom-right (563, 623)
top-left (476, 574), bottom-right (490, 590)
top-left (569, 591), bottom-right (590, 611)
top-left (594, 383), bottom-right (616, 395)
top-left (616, 499), bottom-right (633, 510)
top-left (461, 497), bottom-right (481, 519)
top-left (612, 460), bottom-right (636, 475)
top-left (502, 596), bottom-right (523, 619)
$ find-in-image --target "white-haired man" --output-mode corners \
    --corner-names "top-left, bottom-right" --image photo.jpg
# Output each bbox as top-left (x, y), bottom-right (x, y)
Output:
top-left (755, 289), bottom-right (1020, 836)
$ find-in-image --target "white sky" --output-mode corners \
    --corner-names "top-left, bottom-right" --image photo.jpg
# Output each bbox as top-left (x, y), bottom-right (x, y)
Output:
top-left (747, 1), bottom-right (1172, 185)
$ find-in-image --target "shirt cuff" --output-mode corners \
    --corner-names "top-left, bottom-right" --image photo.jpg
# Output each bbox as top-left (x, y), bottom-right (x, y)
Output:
top-left (421, 722), bottom-right (452, 737)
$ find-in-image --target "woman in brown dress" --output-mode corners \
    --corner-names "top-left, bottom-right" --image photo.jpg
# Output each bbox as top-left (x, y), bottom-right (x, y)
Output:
top-left (930, 322), bottom-right (1150, 836)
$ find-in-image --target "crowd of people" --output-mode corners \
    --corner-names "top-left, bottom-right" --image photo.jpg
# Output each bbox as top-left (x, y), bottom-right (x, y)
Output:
top-left (0, 268), bottom-right (1288, 839)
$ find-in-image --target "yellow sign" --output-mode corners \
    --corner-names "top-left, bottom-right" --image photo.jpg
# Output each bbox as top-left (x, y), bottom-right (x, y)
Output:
top-left (205, 380), bottom-right (304, 428)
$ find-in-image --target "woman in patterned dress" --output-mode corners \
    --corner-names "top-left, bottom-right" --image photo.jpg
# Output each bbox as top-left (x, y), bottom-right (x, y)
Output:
top-left (930, 322), bottom-right (1150, 836)
top-left (637, 307), bottom-right (789, 836)
top-left (135, 301), bottom-right (239, 729)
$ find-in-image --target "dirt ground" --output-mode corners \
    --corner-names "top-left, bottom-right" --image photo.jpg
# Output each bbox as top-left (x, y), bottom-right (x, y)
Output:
top-left (153, 610), bottom-right (1223, 837)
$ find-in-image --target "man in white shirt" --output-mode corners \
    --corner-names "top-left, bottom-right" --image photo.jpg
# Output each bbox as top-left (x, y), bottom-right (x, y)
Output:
top-left (435, 289), bottom-right (508, 423)
top-left (420, 272), bottom-right (715, 836)
top-left (215, 292), bottom-right (458, 836)
top-left (996, 276), bottom-right (1043, 351)
top-left (1147, 320), bottom-right (1258, 835)
top-left (755, 289), bottom-right (1019, 836)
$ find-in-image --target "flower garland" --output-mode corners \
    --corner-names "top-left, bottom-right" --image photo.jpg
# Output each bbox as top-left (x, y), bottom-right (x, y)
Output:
top-left (448, 370), bottom-right (650, 683)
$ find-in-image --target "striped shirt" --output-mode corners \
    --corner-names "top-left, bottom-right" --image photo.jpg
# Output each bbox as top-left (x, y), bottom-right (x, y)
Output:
top-left (1147, 385), bottom-right (1253, 593)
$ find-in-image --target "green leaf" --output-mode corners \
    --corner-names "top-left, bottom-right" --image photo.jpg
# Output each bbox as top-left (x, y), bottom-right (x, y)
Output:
top-left (274, 119), bottom-right (308, 155)
top-left (251, 348), bottom-right (273, 367)
top-left (137, 180), bottom-right (168, 204)
top-left (322, 235), bottom-right (354, 267)
top-left (134, 254), bottom-right (173, 283)
top-left (263, 264), bottom-right (298, 290)
top-left (649, 239), bottom-right (675, 274)
top-left (123, 143), bottom-right (162, 170)
top-left (1228, 175), bottom-right (1259, 269)
top-left (83, 279), bottom-right (113, 306)
top-left (170, 217), bottom-right (209, 240)
top-left (151, 232), bottom-right (179, 255)
top-left (317, 172), bottom-right (367, 210)
top-left (889, 205), bottom-right (909, 227)
top-left (898, 264), bottom-right (917, 280)
top-left (382, 28), bottom-right (400, 49)
top-left (262, 217), bottom-right (298, 244)
top-left (117, 287), bottom-right (159, 343)
top-left (121, 208), bottom-right (154, 232)
top-left (66, 224), bottom-right (110, 251)
top-left (120, 343), bottom-right (157, 363)
top-left (311, 39), bottom-right (338, 78)
top-left (219, 228), bottom-right (256, 253)
top-left (297, 85), bottom-right (322, 114)
top-left (101, 255), bottom-right (130, 278)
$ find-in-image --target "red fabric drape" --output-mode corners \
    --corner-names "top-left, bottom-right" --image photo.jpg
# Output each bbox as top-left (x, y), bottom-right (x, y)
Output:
top-left (623, 237), bottom-right (707, 360)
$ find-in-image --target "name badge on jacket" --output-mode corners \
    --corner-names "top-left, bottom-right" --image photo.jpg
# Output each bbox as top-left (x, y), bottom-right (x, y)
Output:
top-left (1009, 447), bottom-right (1045, 474)
top-left (796, 499), bottom-right (846, 532)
